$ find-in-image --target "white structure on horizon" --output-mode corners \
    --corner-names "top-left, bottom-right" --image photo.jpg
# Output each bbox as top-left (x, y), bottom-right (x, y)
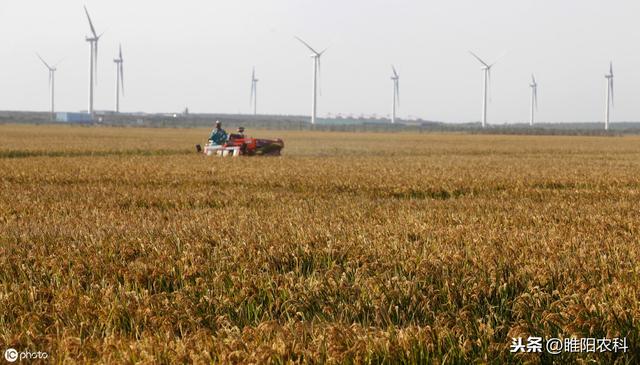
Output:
top-left (469, 51), bottom-right (504, 128)
top-left (295, 36), bottom-right (327, 125)
top-left (604, 62), bottom-right (614, 131)
top-left (391, 66), bottom-right (400, 124)
top-left (250, 67), bottom-right (258, 115)
top-left (84, 6), bottom-right (103, 119)
top-left (529, 74), bottom-right (538, 126)
top-left (113, 44), bottom-right (124, 113)
top-left (37, 54), bottom-right (58, 120)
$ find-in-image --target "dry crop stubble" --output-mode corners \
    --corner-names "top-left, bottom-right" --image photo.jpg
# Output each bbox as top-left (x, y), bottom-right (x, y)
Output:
top-left (0, 124), bottom-right (639, 363)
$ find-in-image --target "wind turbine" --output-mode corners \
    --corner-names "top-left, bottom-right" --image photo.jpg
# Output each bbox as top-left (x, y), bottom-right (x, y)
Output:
top-left (529, 74), bottom-right (538, 126)
top-left (604, 62), bottom-right (614, 131)
top-left (295, 36), bottom-right (327, 124)
top-left (469, 51), bottom-right (503, 128)
top-left (113, 44), bottom-right (124, 113)
top-left (250, 67), bottom-right (258, 115)
top-left (37, 54), bottom-right (58, 120)
top-left (84, 5), bottom-right (103, 119)
top-left (391, 66), bottom-right (400, 124)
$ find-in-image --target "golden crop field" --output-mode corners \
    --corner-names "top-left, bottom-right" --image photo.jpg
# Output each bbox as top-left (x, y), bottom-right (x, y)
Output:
top-left (1, 124), bottom-right (639, 364)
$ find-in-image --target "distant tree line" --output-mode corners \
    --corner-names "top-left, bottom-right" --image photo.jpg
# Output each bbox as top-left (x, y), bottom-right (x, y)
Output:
top-left (1, 110), bottom-right (638, 136)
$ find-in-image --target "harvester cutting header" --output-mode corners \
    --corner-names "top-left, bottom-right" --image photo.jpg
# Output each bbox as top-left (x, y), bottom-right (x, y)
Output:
top-left (196, 121), bottom-right (284, 157)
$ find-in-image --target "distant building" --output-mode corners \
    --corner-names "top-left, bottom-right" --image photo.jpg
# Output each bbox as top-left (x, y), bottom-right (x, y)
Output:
top-left (56, 112), bottom-right (92, 123)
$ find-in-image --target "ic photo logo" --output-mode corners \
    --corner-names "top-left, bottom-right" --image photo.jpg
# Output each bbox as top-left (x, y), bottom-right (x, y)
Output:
top-left (4, 348), bottom-right (48, 362)
top-left (4, 349), bottom-right (18, 363)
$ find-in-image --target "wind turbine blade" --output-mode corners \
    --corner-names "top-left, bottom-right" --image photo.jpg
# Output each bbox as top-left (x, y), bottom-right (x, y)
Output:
top-left (119, 45), bottom-right (124, 95)
top-left (534, 87), bottom-right (538, 110)
top-left (531, 74), bottom-right (536, 85)
top-left (36, 53), bottom-right (52, 70)
top-left (610, 80), bottom-right (614, 107)
top-left (396, 80), bottom-right (400, 108)
top-left (120, 63), bottom-right (125, 96)
top-left (392, 65), bottom-right (398, 78)
top-left (48, 71), bottom-right (52, 89)
top-left (84, 6), bottom-right (98, 38)
top-left (250, 83), bottom-right (254, 106)
top-left (294, 36), bottom-right (319, 55)
top-left (610, 61), bottom-right (613, 77)
top-left (250, 73), bottom-right (255, 106)
top-left (469, 51), bottom-right (489, 67)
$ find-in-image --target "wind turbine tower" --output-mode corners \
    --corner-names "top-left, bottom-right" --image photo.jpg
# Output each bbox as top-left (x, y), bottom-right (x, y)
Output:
top-left (391, 66), bottom-right (400, 124)
top-left (604, 62), bottom-right (614, 131)
top-left (113, 45), bottom-right (124, 113)
top-left (37, 54), bottom-right (57, 120)
top-left (469, 51), bottom-right (503, 128)
top-left (295, 37), bottom-right (327, 125)
top-left (84, 6), bottom-right (102, 119)
top-left (250, 68), bottom-right (258, 115)
top-left (529, 74), bottom-right (538, 126)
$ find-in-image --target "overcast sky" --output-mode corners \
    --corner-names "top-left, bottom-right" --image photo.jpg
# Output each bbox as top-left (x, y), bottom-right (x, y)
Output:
top-left (0, 0), bottom-right (638, 123)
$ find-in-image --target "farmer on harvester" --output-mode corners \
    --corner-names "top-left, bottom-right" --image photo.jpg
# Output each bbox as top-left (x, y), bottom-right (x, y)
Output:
top-left (228, 126), bottom-right (246, 140)
top-left (208, 121), bottom-right (228, 145)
